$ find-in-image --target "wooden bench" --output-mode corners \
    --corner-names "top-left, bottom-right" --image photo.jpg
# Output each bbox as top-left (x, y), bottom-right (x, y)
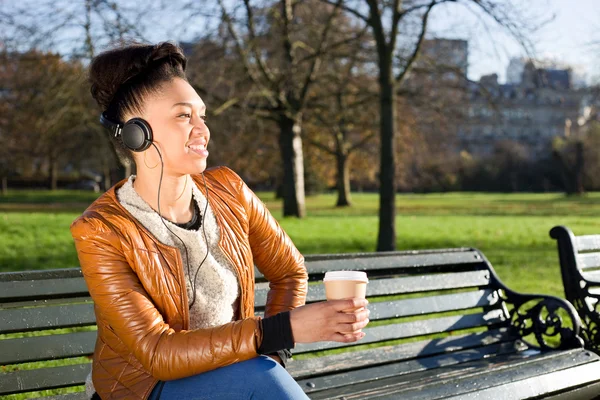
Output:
top-left (551, 225), bottom-right (600, 355)
top-left (2, 248), bottom-right (600, 399)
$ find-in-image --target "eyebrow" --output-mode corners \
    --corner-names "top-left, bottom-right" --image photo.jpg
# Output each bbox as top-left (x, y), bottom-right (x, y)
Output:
top-left (171, 102), bottom-right (206, 111)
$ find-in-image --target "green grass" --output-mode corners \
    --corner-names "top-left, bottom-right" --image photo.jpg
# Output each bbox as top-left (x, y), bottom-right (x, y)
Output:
top-left (2, 190), bottom-right (600, 295)
top-left (2, 190), bottom-right (599, 398)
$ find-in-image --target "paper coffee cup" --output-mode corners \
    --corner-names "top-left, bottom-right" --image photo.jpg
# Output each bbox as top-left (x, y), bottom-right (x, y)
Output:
top-left (323, 271), bottom-right (368, 301)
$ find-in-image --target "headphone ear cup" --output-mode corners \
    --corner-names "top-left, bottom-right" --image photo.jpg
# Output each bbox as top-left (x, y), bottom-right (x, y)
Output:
top-left (122, 118), bottom-right (153, 152)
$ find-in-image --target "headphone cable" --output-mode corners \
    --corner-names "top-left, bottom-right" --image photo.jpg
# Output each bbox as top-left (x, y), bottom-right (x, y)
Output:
top-left (151, 143), bottom-right (210, 310)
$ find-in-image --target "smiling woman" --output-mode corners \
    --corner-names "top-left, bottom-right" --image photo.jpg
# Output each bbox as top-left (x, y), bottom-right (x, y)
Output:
top-left (71, 42), bottom-right (369, 400)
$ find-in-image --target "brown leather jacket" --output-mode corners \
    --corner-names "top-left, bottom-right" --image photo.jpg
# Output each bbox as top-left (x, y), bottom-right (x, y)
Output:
top-left (70, 166), bottom-right (307, 400)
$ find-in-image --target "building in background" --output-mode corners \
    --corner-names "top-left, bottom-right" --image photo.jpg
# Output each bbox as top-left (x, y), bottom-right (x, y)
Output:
top-left (413, 38), bottom-right (469, 86)
top-left (459, 60), bottom-right (585, 159)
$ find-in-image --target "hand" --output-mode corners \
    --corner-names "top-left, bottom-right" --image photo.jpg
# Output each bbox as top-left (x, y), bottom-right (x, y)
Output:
top-left (289, 298), bottom-right (370, 344)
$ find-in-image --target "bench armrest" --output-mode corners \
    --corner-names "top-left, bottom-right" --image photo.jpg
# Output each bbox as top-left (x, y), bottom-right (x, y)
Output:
top-left (502, 290), bottom-right (584, 351)
top-left (568, 292), bottom-right (600, 353)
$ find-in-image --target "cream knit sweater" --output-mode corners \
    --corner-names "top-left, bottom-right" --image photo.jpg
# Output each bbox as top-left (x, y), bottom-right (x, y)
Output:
top-left (116, 175), bottom-right (240, 328)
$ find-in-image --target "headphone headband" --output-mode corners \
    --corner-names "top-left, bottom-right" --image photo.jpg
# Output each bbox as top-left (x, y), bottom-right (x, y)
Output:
top-left (99, 113), bottom-right (122, 138)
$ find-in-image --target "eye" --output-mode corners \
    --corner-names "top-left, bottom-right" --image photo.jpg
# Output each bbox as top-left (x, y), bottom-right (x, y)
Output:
top-left (200, 115), bottom-right (207, 121)
top-left (178, 113), bottom-right (191, 119)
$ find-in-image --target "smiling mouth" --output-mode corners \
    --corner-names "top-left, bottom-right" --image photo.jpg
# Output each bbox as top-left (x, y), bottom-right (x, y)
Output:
top-left (187, 144), bottom-right (209, 157)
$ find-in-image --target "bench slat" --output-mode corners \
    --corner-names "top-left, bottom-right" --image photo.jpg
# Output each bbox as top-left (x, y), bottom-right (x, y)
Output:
top-left (294, 309), bottom-right (505, 354)
top-left (445, 363), bottom-right (600, 400)
top-left (297, 341), bottom-right (519, 396)
top-left (0, 277), bottom-right (89, 302)
top-left (307, 348), bottom-right (595, 400)
top-left (0, 268), bottom-right (83, 282)
top-left (255, 250), bottom-right (484, 279)
top-left (582, 270), bottom-right (600, 283)
top-left (254, 289), bottom-right (499, 320)
top-left (32, 394), bottom-right (88, 400)
top-left (366, 289), bottom-right (498, 320)
top-left (0, 331), bottom-right (96, 365)
top-left (288, 328), bottom-right (517, 379)
top-left (577, 253), bottom-right (600, 270)
top-left (254, 270), bottom-right (491, 307)
top-left (0, 363), bottom-right (90, 395)
top-left (397, 349), bottom-right (599, 400)
top-left (0, 303), bottom-right (96, 334)
top-left (576, 235), bottom-right (600, 252)
top-left (305, 251), bottom-right (483, 273)
top-left (589, 287), bottom-right (600, 295)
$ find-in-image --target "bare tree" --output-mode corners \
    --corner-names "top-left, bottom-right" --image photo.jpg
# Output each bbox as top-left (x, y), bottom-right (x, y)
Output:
top-left (306, 50), bottom-right (378, 206)
top-left (319, 0), bottom-right (540, 250)
top-left (211, 0), bottom-right (361, 217)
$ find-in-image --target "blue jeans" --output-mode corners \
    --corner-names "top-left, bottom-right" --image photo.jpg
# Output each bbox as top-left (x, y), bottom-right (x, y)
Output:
top-left (148, 356), bottom-right (310, 400)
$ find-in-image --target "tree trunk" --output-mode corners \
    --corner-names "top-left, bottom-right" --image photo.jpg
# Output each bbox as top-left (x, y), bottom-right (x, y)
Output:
top-left (552, 150), bottom-right (571, 194)
top-left (278, 115), bottom-right (306, 218)
top-left (574, 141), bottom-right (585, 195)
top-left (377, 66), bottom-right (397, 251)
top-left (49, 158), bottom-right (59, 191)
top-left (1, 177), bottom-right (7, 195)
top-left (335, 152), bottom-right (351, 207)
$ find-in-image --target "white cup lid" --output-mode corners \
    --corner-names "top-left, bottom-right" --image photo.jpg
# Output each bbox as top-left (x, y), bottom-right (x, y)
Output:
top-left (323, 271), bottom-right (368, 283)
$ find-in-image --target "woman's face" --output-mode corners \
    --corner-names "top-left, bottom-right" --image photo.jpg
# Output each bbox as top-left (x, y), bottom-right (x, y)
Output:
top-left (132, 77), bottom-right (210, 175)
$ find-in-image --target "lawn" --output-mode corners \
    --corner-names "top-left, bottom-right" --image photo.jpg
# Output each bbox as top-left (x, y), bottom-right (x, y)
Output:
top-left (2, 189), bottom-right (600, 399)
top-left (1, 189), bottom-right (600, 297)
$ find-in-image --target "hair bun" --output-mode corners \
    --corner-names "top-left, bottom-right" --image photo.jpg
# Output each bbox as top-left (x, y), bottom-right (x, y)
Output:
top-left (148, 42), bottom-right (187, 71)
top-left (89, 41), bottom-right (186, 110)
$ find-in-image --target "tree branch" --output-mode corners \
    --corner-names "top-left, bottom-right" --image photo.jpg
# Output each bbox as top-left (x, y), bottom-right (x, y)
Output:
top-left (242, 0), bottom-right (278, 89)
top-left (217, 0), bottom-right (278, 107)
top-left (308, 138), bottom-right (336, 155)
top-left (395, 0), bottom-right (436, 84)
top-left (298, 0), bottom-right (343, 107)
top-left (366, 0), bottom-right (390, 61)
top-left (389, 0), bottom-right (402, 52)
top-left (295, 24), bottom-right (370, 65)
top-left (318, 0), bottom-right (369, 22)
top-left (349, 132), bottom-right (377, 153)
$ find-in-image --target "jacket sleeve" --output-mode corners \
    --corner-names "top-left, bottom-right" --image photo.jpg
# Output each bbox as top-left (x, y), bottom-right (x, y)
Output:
top-left (227, 168), bottom-right (308, 318)
top-left (71, 216), bottom-right (263, 381)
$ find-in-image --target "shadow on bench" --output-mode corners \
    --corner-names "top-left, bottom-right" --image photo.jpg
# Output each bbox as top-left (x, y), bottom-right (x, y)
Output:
top-left (2, 247), bottom-right (600, 399)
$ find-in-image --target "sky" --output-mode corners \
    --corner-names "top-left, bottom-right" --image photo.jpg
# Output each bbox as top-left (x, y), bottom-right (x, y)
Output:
top-left (1, 0), bottom-right (597, 85)
top-left (427, 0), bottom-right (599, 84)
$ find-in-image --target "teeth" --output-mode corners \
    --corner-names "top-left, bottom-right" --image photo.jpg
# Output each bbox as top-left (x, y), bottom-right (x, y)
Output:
top-left (188, 144), bottom-right (205, 150)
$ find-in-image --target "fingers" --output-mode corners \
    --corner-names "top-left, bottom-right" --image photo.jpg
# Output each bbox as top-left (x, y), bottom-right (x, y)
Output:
top-left (330, 298), bottom-right (369, 312)
top-left (337, 308), bottom-right (370, 324)
top-left (340, 317), bottom-right (370, 333)
top-left (331, 331), bottom-right (366, 343)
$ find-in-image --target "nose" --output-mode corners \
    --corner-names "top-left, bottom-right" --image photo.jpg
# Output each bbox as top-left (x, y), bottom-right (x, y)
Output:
top-left (191, 113), bottom-right (207, 128)
top-left (190, 114), bottom-right (209, 136)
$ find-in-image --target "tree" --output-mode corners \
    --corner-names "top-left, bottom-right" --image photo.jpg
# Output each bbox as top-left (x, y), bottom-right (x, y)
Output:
top-left (306, 52), bottom-right (378, 206)
top-left (0, 0), bottom-right (160, 185)
top-left (321, 0), bottom-right (539, 250)
top-left (211, 0), bottom-right (362, 217)
top-left (0, 50), bottom-right (100, 189)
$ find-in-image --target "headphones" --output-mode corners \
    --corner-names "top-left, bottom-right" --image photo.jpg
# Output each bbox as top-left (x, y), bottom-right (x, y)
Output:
top-left (100, 112), bottom-right (153, 152)
top-left (99, 110), bottom-right (210, 313)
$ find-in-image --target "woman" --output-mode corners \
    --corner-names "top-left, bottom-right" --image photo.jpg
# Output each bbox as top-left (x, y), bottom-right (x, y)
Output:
top-left (71, 41), bottom-right (370, 400)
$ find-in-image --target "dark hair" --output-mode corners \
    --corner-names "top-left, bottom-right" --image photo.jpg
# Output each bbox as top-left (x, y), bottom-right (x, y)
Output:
top-left (89, 41), bottom-right (187, 163)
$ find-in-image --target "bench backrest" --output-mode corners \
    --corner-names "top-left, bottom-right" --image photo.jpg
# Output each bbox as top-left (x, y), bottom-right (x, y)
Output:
top-left (550, 225), bottom-right (600, 353)
top-left (0, 248), bottom-right (516, 398)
